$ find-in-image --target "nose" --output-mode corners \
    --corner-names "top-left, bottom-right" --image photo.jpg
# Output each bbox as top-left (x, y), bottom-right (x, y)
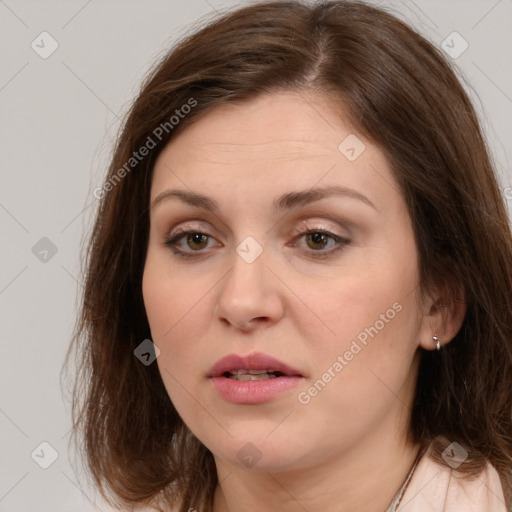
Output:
top-left (214, 242), bottom-right (285, 332)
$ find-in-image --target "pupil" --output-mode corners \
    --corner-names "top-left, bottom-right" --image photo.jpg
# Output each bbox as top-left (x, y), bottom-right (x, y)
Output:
top-left (309, 232), bottom-right (327, 249)
top-left (188, 233), bottom-right (207, 249)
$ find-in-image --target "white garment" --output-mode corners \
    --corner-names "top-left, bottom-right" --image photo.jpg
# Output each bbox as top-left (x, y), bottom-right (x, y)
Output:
top-left (395, 442), bottom-right (508, 511)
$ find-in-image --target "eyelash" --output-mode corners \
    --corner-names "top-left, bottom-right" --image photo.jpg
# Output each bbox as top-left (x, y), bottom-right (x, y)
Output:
top-left (164, 224), bottom-right (351, 260)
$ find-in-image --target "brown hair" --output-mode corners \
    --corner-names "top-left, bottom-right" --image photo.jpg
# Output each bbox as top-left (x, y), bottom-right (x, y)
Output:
top-left (61, 1), bottom-right (512, 510)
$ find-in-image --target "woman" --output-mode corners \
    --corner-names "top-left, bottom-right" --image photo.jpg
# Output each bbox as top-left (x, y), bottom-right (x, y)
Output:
top-left (63, 1), bottom-right (512, 511)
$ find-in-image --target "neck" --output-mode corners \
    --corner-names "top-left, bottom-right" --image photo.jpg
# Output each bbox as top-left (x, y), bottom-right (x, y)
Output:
top-left (212, 432), bottom-right (422, 512)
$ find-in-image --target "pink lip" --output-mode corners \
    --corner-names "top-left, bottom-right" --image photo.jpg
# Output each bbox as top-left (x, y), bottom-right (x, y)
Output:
top-left (208, 352), bottom-right (304, 405)
top-left (208, 352), bottom-right (303, 378)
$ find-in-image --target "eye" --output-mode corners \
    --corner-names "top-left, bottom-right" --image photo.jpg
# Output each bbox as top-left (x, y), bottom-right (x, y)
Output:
top-left (163, 223), bottom-right (351, 259)
top-left (164, 228), bottom-right (220, 257)
top-left (290, 223), bottom-right (351, 258)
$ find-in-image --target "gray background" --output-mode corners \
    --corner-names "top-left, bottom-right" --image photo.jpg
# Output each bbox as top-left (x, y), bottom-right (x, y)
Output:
top-left (0, 1), bottom-right (511, 511)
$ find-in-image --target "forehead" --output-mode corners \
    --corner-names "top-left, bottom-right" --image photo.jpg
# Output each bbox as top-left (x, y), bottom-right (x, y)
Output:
top-left (150, 91), bottom-right (400, 215)
top-left (156, 92), bottom-right (353, 164)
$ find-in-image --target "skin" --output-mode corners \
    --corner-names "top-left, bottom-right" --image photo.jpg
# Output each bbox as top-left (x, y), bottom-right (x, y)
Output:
top-left (142, 91), bottom-right (466, 512)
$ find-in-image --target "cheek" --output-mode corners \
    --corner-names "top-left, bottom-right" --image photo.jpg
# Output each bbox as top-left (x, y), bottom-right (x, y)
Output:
top-left (142, 246), bottom-right (207, 339)
top-left (142, 251), bottom-right (212, 391)
top-left (297, 248), bottom-right (421, 407)
top-left (307, 258), bottom-right (419, 354)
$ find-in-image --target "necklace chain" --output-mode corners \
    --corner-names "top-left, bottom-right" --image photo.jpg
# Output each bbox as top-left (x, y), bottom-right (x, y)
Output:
top-left (385, 446), bottom-right (426, 512)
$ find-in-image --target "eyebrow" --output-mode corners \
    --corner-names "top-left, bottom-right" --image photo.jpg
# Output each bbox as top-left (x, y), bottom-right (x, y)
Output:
top-left (150, 185), bottom-right (376, 212)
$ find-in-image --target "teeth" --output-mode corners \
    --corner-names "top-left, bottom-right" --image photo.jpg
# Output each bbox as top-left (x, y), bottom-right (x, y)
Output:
top-left (248, 369), bottom-right (269, 375)
top-left (226, 371), bottom-right (278, 381)
top-left (233, 374), bottom-right (277, 381)
top-left (228, 369), bottom-right (275, 376)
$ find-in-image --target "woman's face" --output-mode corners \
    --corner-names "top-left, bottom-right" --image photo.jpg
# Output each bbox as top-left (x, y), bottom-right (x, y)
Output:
top-left (142, 91), bottom-right (430, 472)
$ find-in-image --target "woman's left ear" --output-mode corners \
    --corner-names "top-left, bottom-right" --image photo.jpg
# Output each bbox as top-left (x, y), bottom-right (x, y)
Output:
top-left (418, 283), bottom-right (467, 351)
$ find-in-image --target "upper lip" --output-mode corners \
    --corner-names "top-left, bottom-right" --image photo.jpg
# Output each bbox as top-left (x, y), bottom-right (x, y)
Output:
top-left (208, 352), bottom-right (303, 378)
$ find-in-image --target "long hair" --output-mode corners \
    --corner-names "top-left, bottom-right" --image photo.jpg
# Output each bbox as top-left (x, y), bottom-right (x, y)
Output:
top-left (61, 1), bottom-right (512, 510)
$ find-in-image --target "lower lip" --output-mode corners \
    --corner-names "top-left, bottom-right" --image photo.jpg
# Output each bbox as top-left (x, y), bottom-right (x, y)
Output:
top-left (210, 375), bottom-right (302, 404)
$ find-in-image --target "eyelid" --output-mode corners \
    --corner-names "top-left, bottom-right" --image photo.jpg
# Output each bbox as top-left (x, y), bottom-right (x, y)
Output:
top-left (293, 217), bottom-right (351, 236)
top-left (166, 224), bottom-right (222, 248)
top-left (166, 219), bottom-right (349, 242)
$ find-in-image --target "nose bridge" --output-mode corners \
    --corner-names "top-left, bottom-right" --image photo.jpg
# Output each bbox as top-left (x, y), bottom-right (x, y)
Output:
top-left (223, 236), bottom-right (268, 301)
top-left (215, 235), bottom-right (283, 328)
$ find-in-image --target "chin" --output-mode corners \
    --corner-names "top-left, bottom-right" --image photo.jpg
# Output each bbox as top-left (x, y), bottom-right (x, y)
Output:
top-left (199, 425), bottom-right (315, 472)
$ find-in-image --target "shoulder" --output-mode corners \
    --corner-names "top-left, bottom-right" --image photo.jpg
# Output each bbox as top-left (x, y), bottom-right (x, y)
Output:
top-left (398, 443), bottom-right (508, 511)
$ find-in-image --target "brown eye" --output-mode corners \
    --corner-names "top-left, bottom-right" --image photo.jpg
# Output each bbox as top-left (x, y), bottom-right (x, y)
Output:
top-left (292, 226), bottom-right (351, 259)
top-left (185, 233), bottom-right (209, 250)
top-left (305, 232), bottom-right (331, 250)
top-left (164, 229), bottom-right (219, 257)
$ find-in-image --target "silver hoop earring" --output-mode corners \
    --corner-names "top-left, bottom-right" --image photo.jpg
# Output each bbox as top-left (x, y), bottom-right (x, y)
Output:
top-left (433, 334), bottom-right (441, 351)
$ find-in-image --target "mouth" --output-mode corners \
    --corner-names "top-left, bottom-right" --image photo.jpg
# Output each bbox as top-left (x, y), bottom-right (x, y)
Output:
top-left (223, 369), bottom-right (288, 381)
top-left (208, 352), bottom-right (304, 405)
top-left (208, 352), bottom-right (304, 379)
